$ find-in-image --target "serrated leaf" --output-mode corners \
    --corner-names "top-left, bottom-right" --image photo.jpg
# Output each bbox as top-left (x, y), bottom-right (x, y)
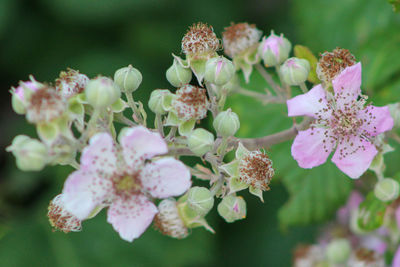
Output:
top-left (357, 192), bottom-right (388, 231)
top-left (294, 45), bottom-right (320, 84)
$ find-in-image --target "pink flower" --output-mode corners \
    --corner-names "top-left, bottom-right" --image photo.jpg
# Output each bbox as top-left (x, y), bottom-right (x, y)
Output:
top-left (287, 63), bottom-right (394, 178)
top-left (61, 126), bottom-right (191, 242)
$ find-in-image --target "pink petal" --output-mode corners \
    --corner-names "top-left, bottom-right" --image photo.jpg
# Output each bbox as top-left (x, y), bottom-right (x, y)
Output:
top-left (287, 84), bottom-right (331, 119)
top-left (140, 157), bottom-right (191, 198)
top-left (121, 126), bottom-right (168, 171)
top-left (331, 135), bottom-right (377, 179)
top-left (107, 194), bottom-right (158, 242)
top-left (291, 127), bottom-right (335, 169)
top-left (332, 63), bottom-right (361, 108)
top-left (81, 133), bottom-right (118, 177)
top-left (358, 105), bottom-right (394, 137)
top-left (62, 169), bottom-right (112, 220)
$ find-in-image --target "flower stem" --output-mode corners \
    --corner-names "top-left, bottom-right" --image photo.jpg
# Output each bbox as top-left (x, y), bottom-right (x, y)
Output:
top-left (125, 92), bottom-right (143, 124)
top-left (300, 82), bottom-right (308, 93)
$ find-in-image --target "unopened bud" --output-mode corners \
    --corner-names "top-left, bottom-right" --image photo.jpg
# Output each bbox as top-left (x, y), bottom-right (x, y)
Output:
top-left (11, 81), bottom-right (41, 114)
top-left (187, 187), bottom-right (214, 216)
top-left (258, 31), bottom-right (291, 67)
top-left (280, 57), bottom-right (310, 86)
top-left (85, 77), bottom-right (121, 108)
top-left (154, 198), bottom-right (189, 239)
top-left (326, 238), bottom-right (351, 264)
top-left (48, 194), bottom-right (82, 233)
top-left (166, 59), bottom-right (192, 87)
top-left (204, 56), bottom-right (235, 86)
top-left (217, 195), bottom-right (246, 223)
top-left (7, 135), bottom-right (48, 171)
top-left (187, 128), bottom-right (214, 156)
top-left (213, 109), bottom-right (240, 137)
top-left (114, 65), bottom-right (142, 93)
top-left (374, 178), bottom-right (399, 202)
top-left (148, 89), bottom-right (173, 115)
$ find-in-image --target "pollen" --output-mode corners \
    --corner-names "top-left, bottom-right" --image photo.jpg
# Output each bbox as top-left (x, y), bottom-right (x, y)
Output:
top-left (316, 48), bottom-right (356, 84)
top-left (48, 195), bottom-right (82, 233)
top-left (222, 22), bottom-right (262, 58)
top-left (113, 173), bottom-right (142, 198)
top-left (181, 22), bottom-right (219, 57)
top-left (238, 151), bottom-right (274, 191)
top-left (172, 84), bottom-right (209, 121)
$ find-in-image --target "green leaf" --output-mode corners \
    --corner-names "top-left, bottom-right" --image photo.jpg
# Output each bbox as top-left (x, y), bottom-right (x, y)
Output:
top-left (357, 192), bottom-right (388, 231)
top-left (388, 0), bottom-right (400, 12)
top-left (294, 45), bottom-right (320, 84)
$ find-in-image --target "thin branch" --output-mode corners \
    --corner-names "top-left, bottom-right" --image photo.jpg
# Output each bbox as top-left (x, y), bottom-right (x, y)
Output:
top-left (234, 87), bottom-right (285, 105)
top-left (255, 63), bottom-right (284, 96)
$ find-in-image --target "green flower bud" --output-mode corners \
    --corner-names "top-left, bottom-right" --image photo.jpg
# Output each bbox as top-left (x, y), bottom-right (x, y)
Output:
top-left (7, 135), bottom-right (48, 171)
top-left (374, 178), bottom-right (399, 202)
top-left (166, 59), bottom-right (192, 87)
top-left (187, 128), bottom-right (214, 156)
top-left (114, 65), bottom-right (142, 93)
top-left (326, 238), bottom-right (351, 264)
top-left (217, 195), bottom-right (246, 223)
top-left (85, 77), bottom-right (121, 109)
top-left (213, 109), bottom-right (240, 137)
top-left (11, 92), bottom-right (26, 114)
top-left (187, 187), bottom-right (214, 216)
top-left (280, 57), bottom-right (310, 86)
top-left (204, 56), bottom-right (235, 86)
top-left (258, 31), bottom-right (291, 67)
top-left (148, 89), bottom-right (173, 115)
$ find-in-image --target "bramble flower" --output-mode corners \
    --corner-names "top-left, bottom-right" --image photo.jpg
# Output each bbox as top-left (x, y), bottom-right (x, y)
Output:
top-left (220, 143), bottom-right (274, 202)
top-left (48, 194), bottom-right (82, 233)
top-left (222, 22), bottom-right (262, 82)
top-left (61, 126), bottom-right (191, 242)
top-left (55, 68), bottom-right (89, 99)
top-left (182, 22), bottom-right (219, 58)
top-left (287, 63), bottom-right (394, 178)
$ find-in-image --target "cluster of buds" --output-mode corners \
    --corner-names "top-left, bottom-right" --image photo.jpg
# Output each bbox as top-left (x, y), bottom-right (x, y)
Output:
top-left (6, 21), bottom-right (400, 267)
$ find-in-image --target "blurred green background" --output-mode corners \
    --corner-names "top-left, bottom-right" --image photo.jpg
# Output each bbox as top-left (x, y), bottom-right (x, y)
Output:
top-left (0, 0), bottom-right (399, 266)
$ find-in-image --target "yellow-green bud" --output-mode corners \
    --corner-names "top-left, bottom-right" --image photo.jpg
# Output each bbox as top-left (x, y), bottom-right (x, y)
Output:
top-left (204, 56), bottom-right (235, 86)
top-left (114, 65), bottom-right (142, 93)
top-left (217, 195), bottom-right (246, 223)
top-left (374, 178), bottom-right (399, 202)
top-left (166, 59), bottom-right (192, 87)
top-left (148, 89), bottom-right (173, 115)
top-left (326, 238), bottom-right (351, 264)
top-left (7, 135), bottom-right (48, 171)
top-left (187, 128), bottom-right (214, 156)
top-left (187, 187), bottom-right (214, 216)
top-left (280, 57), bottom-right (310, 86)
top-left (85, 77), bottom-right (121, 108)
top-left (213, 109), bottom-right (240, 137)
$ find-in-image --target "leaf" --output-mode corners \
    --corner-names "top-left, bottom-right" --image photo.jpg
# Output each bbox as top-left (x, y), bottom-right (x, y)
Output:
top-left (388, 0), bottom-right (400, 12)
top-left (357, 192), bottom-right (388, 231)
top-left (294, 45), bottom-right (320, 84)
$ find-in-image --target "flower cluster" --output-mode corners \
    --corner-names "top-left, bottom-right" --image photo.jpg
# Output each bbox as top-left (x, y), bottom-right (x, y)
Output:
top-left (6, 21), bottom-right (400, 266)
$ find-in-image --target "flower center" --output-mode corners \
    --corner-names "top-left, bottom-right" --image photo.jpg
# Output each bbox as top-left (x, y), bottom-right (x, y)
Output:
top-left (238, 151), bottom-right (274, 191)
top-left (330, 110), bottom-right (362, 137)
top-left (113, 173), bottom-right (142, 198)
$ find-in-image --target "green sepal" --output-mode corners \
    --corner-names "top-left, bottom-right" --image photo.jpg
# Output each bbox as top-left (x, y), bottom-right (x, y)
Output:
top-left (235, 142), bottom-right (249, 160)
top-left (357, 192), bottom-right (388, 232)
top-left (220, 160), bottom-right (239, 177)
top-left (229, 176), bottom-right (249, 194)
top-left (294, 45), bottom-right (320, 84)
top-left (37, 123), bottom-right (59, 143)
top-left (189, 58), bottom-right (207, 85)
top-left (249, 186), bottom-right (264, 202)
top-left (166, 111), bottom-right (182, 126)
top-left (178, 119), bottom-right (196, 136)
top-left (110, 98), bottom-right (128, 113)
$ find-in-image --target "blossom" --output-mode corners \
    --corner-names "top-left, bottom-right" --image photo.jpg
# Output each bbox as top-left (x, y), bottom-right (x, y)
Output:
top-left (61, 126), bottom-right (191, 242)
top-left (222, 22), bottom-right (262, 58)
top-left (287, 63), bottom-right (393, 178)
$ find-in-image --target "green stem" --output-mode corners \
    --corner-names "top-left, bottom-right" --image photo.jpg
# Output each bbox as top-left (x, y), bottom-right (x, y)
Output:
top-left (300, 82), bottom-right (308, 93)
top-left (125, 92), bottom-right (142, 124)
top-left (155, 113), bottom-right (164, 137)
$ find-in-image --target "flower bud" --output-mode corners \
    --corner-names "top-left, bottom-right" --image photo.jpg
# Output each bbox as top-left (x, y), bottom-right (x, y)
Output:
top-left (187, 128), bottom-right (214, 156)
top-left (326, 238), bottom-right (351, 264)
top-left (258, 31), bottom-right (291, 67)
top-left (154, 198), bottom-right (189, 239)
top-left (217, 195), bottom-right (246, 223)
top-left (171, 85), bottom-right (209, 121)
top-left (213, 109), bottom-right (240, 137)
top-left (56, 68), bottom-right (89, 99)
top-left (11, 81), bottom-right (41, 114)
top-left (374, 178), bottom-right (399, 202)
top-left (7, 135), bottom-right (48, 171)
top-left (85, 76), bottom-right (121, 108)
top-left (48, 194), bottom-right (82, 233)
top-left (114, 65), bottom-right (142, 93)
top-left (204, 56), bottom-right (235, 86)
top-left (166, 59), bottom-right (192, 87)
top-left (148, 89), bottom-right (173, 115)
top-left (187, 187), bottom-right (214, 216)
top-left (280, 57), bottom-right (310, 86)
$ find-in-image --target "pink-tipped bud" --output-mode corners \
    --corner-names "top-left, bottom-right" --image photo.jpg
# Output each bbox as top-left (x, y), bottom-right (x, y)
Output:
top-left (258, 31), bottom-right (291, 67)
